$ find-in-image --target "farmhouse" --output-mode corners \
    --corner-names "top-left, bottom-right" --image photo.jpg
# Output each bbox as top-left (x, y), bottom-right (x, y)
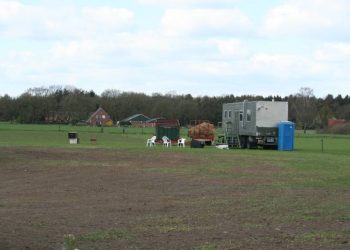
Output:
top-left (86, 107), bottom-right (113, 126)
top-left (328, 118), bottom-right (346, 127)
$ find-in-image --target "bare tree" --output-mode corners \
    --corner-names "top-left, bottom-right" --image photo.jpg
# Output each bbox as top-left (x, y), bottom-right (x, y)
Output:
top-left (293, 87), bottom-right (318, 133)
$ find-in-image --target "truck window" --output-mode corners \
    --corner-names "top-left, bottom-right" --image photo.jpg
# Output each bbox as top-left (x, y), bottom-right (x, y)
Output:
top-left (246, 109), bottom-right (251, 122)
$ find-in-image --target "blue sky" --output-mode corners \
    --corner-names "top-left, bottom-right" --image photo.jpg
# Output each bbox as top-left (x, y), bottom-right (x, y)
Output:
top-left (0, 0), bottom-right (349, 97)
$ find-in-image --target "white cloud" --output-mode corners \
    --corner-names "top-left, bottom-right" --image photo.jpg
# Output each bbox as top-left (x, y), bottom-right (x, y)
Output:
top-left (169, 52), bottom-right (326, 80)
top-left (137, 0), bottom-right (239, 7)
top-left (156, 60), bottom-right (224, 76)
top-left (0, 1), bottom-right (134, 39)
top-left (209, 38), bottom-right (248, 58)
top-left (112, 33), bottom-right (173, 58)
top-left (50, 32), bottom-right (176, 64)
top-left (82, 7), bottom-right (134, 28)
top-left (0, 0), bottom-right (22, 21)
top-left (51, 40), bottom-right (102, 60)
top-left (312, 43), bottom-right (350, 86)
top-left (315, 43), bottom-right (350, 62)
top-left (1, 1), bottom-right (349, 97)
top-left (250, 53), bottom-right (327, 79)
top-left (1, 50), bottom-right (52, 83)
top-left (261, 0), bottom-right (350, 38)
top-left (162, 9), bottom-right (251, 36)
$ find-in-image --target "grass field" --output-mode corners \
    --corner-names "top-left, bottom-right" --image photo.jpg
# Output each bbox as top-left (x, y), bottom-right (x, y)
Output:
top-left (0, 123), bottom-right (349, 249)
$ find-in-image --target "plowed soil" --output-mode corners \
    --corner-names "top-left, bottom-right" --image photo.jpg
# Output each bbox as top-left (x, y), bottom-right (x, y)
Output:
top-left (0, 147), bottom-right (349, 250)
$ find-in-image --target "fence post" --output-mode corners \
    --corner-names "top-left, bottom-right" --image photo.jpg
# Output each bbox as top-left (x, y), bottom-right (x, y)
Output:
top-left (321, 138), bottom-right (324, 153)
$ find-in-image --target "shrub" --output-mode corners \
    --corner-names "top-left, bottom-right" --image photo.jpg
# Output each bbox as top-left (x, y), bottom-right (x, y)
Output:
top-left (104, 120), bottom-right (114, 127)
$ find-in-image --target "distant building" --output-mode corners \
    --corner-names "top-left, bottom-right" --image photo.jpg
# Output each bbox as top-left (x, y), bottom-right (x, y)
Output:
top-left (328, 118), bottom-right (346, 127)
top-left (146, 117), bottom-right (165, 123)
top-left (121, 114), bottom-right (151, 123)
top-left (87, 107), bottom-right (113, 126)
top-left (45, 111), bottom-right (70, 124)
top-left (118, 114), bottom-right (151, 127)
top-left (145, 117), bottom-right (165, 127)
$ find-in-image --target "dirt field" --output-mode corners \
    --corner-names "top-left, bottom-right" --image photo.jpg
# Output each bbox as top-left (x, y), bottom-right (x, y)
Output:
top-left (0, 146), bottom-right (349, 250)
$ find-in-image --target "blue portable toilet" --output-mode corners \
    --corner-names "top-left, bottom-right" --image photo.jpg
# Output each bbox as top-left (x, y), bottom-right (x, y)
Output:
top-left (278, 122), bottom-right (295, 151)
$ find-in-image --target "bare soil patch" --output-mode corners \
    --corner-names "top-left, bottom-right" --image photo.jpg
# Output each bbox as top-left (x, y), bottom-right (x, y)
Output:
top-left (0, 147), bottom-right (349, 249)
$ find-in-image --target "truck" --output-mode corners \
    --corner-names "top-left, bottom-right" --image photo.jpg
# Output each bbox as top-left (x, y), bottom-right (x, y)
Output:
top-left (221, 100), bottom-right (288, 149)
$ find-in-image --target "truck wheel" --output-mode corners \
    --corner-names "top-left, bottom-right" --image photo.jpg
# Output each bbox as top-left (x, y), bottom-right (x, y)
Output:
top-left (240, 136), bottom-right (247, 149)
top-left (247, 137), bottom-right (257, 149)
top-left (263, 144), bottom-right (277, 150)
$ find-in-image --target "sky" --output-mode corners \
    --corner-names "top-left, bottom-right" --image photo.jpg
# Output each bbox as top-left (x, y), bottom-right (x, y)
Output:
top-left (0, 0), bottom-right (349, 98)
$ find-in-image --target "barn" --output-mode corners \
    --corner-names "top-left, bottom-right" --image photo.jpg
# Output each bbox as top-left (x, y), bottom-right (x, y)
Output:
top-left (120, 114), bottom-right (151, 126)
top-left (86, 107), bottom-right (113, 126)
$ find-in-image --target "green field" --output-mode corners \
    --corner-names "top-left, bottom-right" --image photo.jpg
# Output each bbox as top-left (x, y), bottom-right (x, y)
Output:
top-left (1, 123), bottom-right (349, 153)
top-left (0, 123), bottom-right (349, 249)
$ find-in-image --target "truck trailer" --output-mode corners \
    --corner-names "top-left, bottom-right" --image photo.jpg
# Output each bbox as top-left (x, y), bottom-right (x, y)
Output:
top-left (188, 120), bottom-right (215, 145)
top-left (222, 100), bottom-right (288, 149)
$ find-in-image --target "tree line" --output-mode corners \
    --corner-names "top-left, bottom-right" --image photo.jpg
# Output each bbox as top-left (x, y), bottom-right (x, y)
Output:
top-left (0, 86), bottom-right (349, 130)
